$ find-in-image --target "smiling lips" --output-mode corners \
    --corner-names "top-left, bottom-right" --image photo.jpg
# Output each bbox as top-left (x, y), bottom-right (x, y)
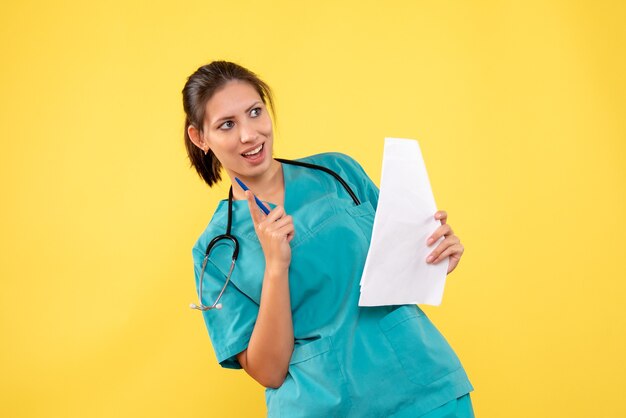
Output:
top-left (242, 143), bottom-right (264, 158)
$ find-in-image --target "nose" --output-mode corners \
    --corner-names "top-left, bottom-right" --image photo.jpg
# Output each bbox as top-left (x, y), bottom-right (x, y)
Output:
top-left (239, 120), bottom-right (258, 143)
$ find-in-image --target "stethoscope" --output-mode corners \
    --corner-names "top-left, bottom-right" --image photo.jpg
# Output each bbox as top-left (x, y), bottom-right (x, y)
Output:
top-left (190, 158), bottom-right (361, 312)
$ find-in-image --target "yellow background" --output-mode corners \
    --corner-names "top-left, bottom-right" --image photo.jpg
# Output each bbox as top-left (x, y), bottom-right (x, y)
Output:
top-left (1, 1), bottom-right (625, 417)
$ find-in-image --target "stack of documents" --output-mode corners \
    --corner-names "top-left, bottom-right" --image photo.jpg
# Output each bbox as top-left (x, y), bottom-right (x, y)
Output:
top-left (358, 138), bottom-right (449, 307)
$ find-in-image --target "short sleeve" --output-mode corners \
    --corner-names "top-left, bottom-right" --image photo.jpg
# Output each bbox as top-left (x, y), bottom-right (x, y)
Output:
top-left (192, 244), bottom-right (259, 369)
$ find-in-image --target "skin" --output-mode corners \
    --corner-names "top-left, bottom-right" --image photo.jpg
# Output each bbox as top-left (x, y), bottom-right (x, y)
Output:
top-left (187, 80), bottom-right (284, 204)
top-left (188, 79), bottom-right (465, 388)
top-left (188, 80), bottom-right (294, 388)
top-left (428, 210), bottom-right (465, 274)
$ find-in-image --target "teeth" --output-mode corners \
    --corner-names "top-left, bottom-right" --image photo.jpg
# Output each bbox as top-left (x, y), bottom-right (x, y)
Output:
top-left (243, 144), bottom-right (263, 156)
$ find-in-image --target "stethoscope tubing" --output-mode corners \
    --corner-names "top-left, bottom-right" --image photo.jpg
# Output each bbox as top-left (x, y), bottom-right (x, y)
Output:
top-left (191, 158), bottom-right (360, 312)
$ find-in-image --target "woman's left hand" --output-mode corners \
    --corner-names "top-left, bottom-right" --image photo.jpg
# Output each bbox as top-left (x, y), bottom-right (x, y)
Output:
top-left (425, 210), bottom-right (464, 275)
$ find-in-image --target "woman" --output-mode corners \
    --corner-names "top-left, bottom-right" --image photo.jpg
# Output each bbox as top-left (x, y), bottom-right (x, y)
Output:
top-left (183, 61), bottom-right (474, 417)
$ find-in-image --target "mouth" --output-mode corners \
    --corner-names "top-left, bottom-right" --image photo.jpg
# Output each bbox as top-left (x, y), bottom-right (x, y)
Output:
top-left (241, 143), bottom-right (264, 160)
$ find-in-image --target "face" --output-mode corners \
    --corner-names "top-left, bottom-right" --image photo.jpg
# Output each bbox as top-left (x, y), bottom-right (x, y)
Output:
top-left (196, 80), bottom-right (274, 181)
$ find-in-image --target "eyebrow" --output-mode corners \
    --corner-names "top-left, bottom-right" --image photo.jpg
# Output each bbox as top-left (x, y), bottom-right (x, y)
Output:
top-left (213, 101), bottom-right (262, 125)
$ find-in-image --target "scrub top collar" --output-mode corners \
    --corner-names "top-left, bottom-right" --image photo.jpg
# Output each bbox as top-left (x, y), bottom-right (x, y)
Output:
top-left (213, 160), bottom-right (300, 227)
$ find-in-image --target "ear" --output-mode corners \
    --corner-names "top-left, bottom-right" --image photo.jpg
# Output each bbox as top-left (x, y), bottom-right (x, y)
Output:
top-left (187, 125), bottom-right (209, 154)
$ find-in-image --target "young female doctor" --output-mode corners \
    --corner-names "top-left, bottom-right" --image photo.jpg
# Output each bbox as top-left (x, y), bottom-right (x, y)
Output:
top-left (183, 61), bottom-right (475, 417)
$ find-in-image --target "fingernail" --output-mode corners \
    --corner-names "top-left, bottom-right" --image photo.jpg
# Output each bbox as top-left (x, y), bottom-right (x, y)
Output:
top-left (427, 237), bottom-right (434, 245)
top-left (427, 255), bottom-right (434, 263)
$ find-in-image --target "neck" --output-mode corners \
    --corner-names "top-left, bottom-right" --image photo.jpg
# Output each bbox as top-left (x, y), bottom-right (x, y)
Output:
top-left (228, 159), bottom-right (284, 204)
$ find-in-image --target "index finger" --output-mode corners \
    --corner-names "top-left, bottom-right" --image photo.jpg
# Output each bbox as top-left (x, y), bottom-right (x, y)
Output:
top-left (245, 190), bottom-right (266, 225)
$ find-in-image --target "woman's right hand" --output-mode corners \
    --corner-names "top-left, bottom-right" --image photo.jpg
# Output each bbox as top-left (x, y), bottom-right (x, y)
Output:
top-left (245, 190), bottom-right (295, 273)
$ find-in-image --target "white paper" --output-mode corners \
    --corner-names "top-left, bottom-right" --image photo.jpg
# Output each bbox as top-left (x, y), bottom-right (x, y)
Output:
top-left (358, 138), bottom-right (449, 306)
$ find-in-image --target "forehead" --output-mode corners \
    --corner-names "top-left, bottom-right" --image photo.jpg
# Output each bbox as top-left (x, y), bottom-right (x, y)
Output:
top-left (205, 80), bottom-right (262, 121)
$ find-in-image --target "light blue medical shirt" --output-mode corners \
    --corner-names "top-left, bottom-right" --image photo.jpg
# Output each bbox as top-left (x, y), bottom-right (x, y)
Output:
top-left (193, 153), bottom-right (473, 417)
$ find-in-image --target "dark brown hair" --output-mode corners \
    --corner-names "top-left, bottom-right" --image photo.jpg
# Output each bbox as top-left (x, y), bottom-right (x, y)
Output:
top-left (182, 61), bottom-right (275, 187)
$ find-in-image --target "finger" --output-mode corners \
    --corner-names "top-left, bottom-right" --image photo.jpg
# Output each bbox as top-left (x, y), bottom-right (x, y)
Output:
top-left (265, 223), bottom-right (295, 245)
top-left (265, 205), bottom-right (286, 223)
top-left (274, 222), bottom-right (295, 240)
top-left (447, 257), bottom-right (460, 275)
top-left (245, 190), bottom-right (265, 225)
top-left (263, 215), bottom-right (292, 235)
top-left (276, 214), bottom-right (294, 229)
top-left (435, 210), bottom-right (448, 225)
top-left (426, 235), bottom-right (459, 262)
top-left (282, 217), bottom-right (296, 242)
top-left (430, 243), bottom-right (463, 264)
top-left (258, 207), bottom-right (287, 233)
top-left (426, 242), bottom-right (463, 264)
top-left (426, 224), bottom-right (453, 246)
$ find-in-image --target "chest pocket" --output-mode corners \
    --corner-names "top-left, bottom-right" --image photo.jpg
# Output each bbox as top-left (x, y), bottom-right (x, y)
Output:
top-left (344, 200), bottom-right (375, 242)
top-left (286, 201), bottom-right (375, 337)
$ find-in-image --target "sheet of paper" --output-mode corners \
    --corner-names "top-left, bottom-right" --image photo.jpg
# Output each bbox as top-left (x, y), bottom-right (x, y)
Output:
top-left (358, 138), bottom-right (449, 307)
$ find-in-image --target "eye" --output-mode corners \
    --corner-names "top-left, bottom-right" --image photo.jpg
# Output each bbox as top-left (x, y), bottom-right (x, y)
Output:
top-left (250, 107), bottom-right (262, 117)
top-left (219, 120), bottom-right (235, 130)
